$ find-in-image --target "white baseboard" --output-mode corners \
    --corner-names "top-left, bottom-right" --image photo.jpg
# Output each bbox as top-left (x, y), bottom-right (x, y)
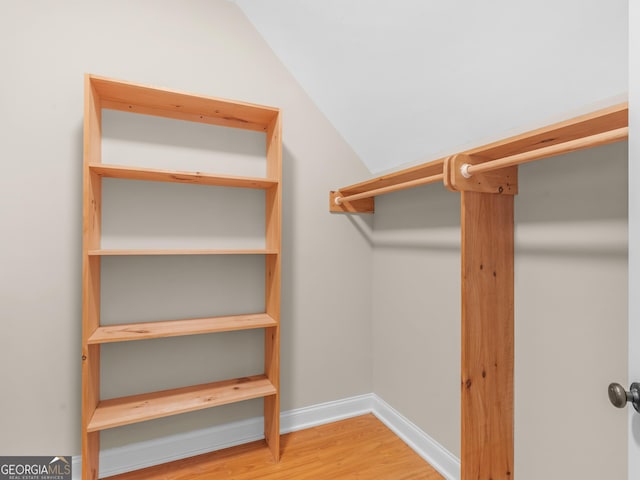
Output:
top-left (371, 396), bottom-right (460, 480)
top-left (72, 416), bottom-right (265, 480)
top-left (72, 393), bottom-right (459, 480)
top-left (280, 393), bottom-right (374, 434)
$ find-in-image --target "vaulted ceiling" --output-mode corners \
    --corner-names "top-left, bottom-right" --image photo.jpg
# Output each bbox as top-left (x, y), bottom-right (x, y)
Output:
top-left (233, 0), bottom-right (627, 173)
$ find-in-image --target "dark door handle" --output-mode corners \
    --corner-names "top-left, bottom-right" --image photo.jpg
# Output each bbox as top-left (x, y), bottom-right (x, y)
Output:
top-left (608, 382), bottom-right (640, 413)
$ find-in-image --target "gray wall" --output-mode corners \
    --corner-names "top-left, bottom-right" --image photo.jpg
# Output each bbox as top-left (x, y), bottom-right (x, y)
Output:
top-left (371, 142), bottom-right (628, 479)
top-left (0, 0), bottom-right (372, 455)
top-left (372, 184), bottom-right (461, 454)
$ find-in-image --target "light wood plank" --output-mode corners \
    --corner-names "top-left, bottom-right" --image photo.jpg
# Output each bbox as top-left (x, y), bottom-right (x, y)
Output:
top-left (89, 75), bottom-right (279, 132)
top-left (101, 100), bottom-right (271, 132)
top-left (90, 163), bottom-right (278, 189)
top-left (332, 172), bottom-right (444, 208)
top-left (466, 126), bottom-right (628, 177)
top-left (106, 415), bottom-right (443, 480)
top-left (82, 73), bottom-right (103, 480)
top-left (88, 313), bottom-right (277, 344)
top-left (88, 249), bottom-right (278, 256)
top-left (460, 191), bottom-right (514, 480)
top-left (88, 375), bottom-right (277, 432)
top-left (464, 102), bottom-right (627, 160)
top-left (264, 113), bottom-right (282, 461)
top-left (264, 325), bottom-right (280, 461)
top-left (336, 158), bottom-right (445, 199)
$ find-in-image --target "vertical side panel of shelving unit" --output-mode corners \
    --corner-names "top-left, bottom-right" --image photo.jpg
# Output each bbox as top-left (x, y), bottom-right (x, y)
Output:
top-left (82, 75), bottom-right (103, 480)
top-left (264, 112), bottom-right (282, 461)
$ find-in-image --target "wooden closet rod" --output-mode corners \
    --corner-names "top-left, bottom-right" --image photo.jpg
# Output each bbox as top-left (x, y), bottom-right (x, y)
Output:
top-left (330, 102), bottom-right (628, 213)
top-left (334, 126), bottom-right (626, 205)
top-left (334, 172), bottom-right (444, 205)
top-left (461, 126), bottom-right (628, 178)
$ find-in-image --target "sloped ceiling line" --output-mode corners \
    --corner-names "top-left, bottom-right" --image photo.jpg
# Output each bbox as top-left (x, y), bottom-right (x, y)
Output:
top-left (233, 0), bottom-right (627, 174)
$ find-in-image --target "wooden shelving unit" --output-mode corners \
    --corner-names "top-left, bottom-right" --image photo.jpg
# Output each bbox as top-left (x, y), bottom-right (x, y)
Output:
top-left (82, 74), bottom-right (282, 480)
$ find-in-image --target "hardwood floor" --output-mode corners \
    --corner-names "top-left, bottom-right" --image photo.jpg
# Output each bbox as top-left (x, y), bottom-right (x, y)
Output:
top-left (107, 414), bottom-right (444, 479)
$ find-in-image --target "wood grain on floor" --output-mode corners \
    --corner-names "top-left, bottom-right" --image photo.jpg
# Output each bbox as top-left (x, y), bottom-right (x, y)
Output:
top-left (106, 413), bottom-right (444, 479)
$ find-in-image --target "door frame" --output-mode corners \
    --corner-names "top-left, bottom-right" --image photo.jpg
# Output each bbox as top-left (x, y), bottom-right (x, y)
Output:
top-left (628, 1), bottom-right (639, 477)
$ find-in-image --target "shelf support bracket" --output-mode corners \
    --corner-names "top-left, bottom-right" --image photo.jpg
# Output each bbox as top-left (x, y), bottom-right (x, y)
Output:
top-left (329, 191), bottom-right (375, 214)
top-left (444, 154), bottom-right (518, 195)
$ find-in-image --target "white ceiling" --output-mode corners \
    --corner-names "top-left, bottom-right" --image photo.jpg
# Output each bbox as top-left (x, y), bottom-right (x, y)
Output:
top-left (233, 0), bottom-right (628, 174)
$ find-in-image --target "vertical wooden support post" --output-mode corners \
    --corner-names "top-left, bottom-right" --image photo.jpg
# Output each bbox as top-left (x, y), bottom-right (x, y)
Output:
top-left (264, 113), bottom-right (282, 461)
top-left (460, 191), bottom-right (514, 480)
top-left (82, 75), bottom-right (102, 480)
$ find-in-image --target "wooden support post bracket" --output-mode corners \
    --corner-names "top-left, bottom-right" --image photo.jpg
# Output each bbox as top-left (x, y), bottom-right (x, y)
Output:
top-left (330, 190), bottom-right (375, 213)
top-left (444, 154), bottom-right (518, 195)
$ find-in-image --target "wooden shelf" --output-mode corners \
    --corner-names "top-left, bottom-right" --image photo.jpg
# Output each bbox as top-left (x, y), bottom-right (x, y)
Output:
top-left (89, 75), bottom-right (279, 132)
top-left (88, 249), bottom-right (278, 256)
top-left (89, 163), bottom-right (278, 189)
top-left (82, 74), bottom-right (282, 476)
top-left (87, 375), bottom-right (277, 432)
top-left (88, 313), bottom-right (277, 344)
